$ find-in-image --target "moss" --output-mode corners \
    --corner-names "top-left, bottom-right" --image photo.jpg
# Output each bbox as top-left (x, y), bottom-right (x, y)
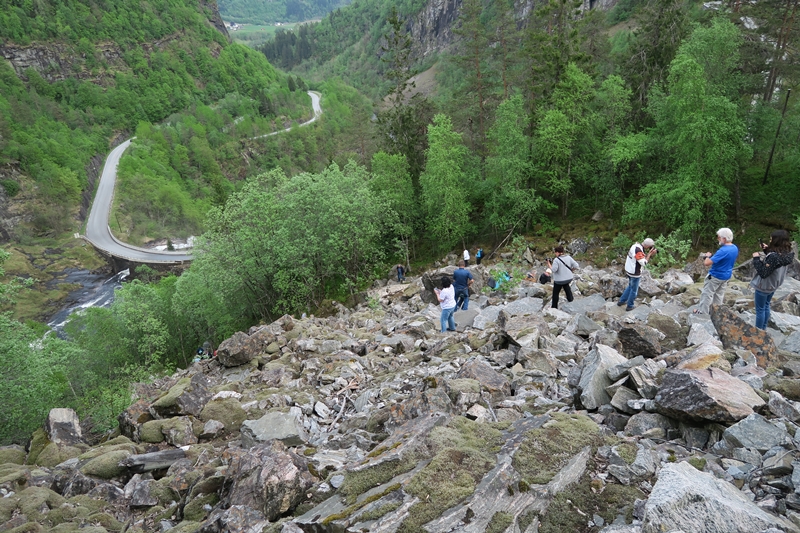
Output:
top-left (398, 448), bottom-right (493, 533)
top-left (303, 447), bottom-right (317, 456)
top-left (99, 435), bottom-right (134, 447)
top-left (616, 443), bottom-right (637, 465)
top-left (518, 479), bottom-right (530, 493)
top-left (513, 413), bottom-right (601, 485)
top-left (36, 442), bottom-right (83, 468)
top-left (0, 463), bottom-right (29, 488)
top-left (539, 474), bottom-right (645, 533)
top-left (322, 483), bottom-right (402, 525)
top-left (0, 496), bottom-right (18, 522)
top-left (490, 420), bottom-right (512, 431)
top-left (445, 379), bottom-right (481, 402)
top-left (151, 477), bottom-right (181, 505)
top-left (79, 443), bottom-right (139, 460)
top-left (86, 511), bottom-right (123, 531)
top-left (80, 450), bottom-right (132, 479)
top-left (66, 495), bottom-right (110, 514)
top-left (518, 511), bottom-right (538, 532)
top-left (199, 398), bottom-right (247, 430)
top-left (151, 378), bottom-right (192, 411)
top-left (182, 493), bottom-right (219, 521)
top-left (163, 521), bottom-right (201, 533)
top-left (339, 460), bottom-right (414, 505)
top-left (17, 486), bottom-right (66, 521)
top-left (486, 511), bottom-right (514, 533)
top-left (358, 501), bottom-right (402, 522)
top-left (139, 420), bottom-right (166, 443)
top-left (428, 416), bottom-right (504, 455)
top-left (688, 456), bottom-right (707, 471)
top-left (6, 523), bottom-right (43, 533)
top-left (0, 446), bottom-right (26, 465)
top-left (27, 428), bottom-right (49, 465)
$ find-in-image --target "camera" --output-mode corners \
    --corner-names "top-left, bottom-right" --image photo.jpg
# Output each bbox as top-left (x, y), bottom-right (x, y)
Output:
top-left (651, 248), bottom-right (657, 254)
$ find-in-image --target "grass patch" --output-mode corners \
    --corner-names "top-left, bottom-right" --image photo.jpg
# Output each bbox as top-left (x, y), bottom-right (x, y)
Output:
top-left (616, 442), bottom-right (638, 465)
top-left (487, 511), bottom-right (514, 533)
top-left (513, 413), bottom-right (602, 485)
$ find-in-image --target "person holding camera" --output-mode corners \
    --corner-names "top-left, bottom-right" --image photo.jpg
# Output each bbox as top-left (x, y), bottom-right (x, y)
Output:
top-left (618, 238), bottom-right (656, 311)
top-left (750, 229), bottom-right (794, 330)
top-left (548, 246), bottom-right (579, 309)
top-left (694, 227), bottom-right (738, 315)
top-left (434, 276), bottom-right (457, 333)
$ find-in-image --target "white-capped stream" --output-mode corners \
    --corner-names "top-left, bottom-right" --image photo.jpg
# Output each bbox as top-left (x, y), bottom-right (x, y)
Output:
top-left (47, 269), bottom-right (129, 334)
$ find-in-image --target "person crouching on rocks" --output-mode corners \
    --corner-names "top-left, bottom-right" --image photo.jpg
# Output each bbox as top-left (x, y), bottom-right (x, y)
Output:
top-left (434, 276), bottom-right (457, 332)
top-left (547, 246), bottom-right (579, 309)
top-left (751, 229), bottom-right (794, 330)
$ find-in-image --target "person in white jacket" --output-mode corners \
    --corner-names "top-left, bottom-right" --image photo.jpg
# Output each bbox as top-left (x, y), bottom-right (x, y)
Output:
top-left (618, 238), bottom-right (656, 311)
top-left (547, 246), bottom-right (579, 309)
top-left (463, 249), bottom-right (470, 267)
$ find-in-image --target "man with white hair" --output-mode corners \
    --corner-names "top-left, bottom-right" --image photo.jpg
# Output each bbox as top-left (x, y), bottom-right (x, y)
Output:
top-left (694, 227), bottom-right (739, 315)
top-left (618, 237), bottom-right (657, 311)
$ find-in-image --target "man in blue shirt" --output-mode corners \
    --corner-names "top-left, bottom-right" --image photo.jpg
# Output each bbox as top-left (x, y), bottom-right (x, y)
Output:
top-left (695, 227), bottom-right (739, 314)
top-left (452, 260), bottom-right (474, 311)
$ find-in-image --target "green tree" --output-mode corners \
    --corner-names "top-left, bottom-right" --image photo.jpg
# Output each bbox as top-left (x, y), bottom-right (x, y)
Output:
top-left (370, 151), bottom-right (418, 263)
top-left (485, 95), bottom-right (544, 236)
top-left (419, 114), bottom-right (472, 249)
top-left (626, 19), bottom-right (750, 243)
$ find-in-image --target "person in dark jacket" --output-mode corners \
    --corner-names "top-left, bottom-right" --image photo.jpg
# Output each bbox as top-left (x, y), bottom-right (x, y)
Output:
top-left (751, 229), bottom-right (795, 330)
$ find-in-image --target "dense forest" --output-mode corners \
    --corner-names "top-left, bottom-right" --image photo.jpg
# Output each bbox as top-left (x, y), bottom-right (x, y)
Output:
top-left (1, 0), bottom-right (800, 444)
top-left (218, 0), bottom-right (349, 24)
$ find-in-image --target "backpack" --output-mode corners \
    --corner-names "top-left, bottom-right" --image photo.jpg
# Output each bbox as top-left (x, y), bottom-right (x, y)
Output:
top-left (487, 277), bottom-right (497, 289)
top-left (538, 272), bottom-right (551, 284)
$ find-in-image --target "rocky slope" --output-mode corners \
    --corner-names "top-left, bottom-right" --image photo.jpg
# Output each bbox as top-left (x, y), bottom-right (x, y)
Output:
top-left (3, 243), bottom-right (800, 533)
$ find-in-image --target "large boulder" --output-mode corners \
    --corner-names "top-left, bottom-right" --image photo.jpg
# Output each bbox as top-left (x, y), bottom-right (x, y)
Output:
top-left (710, 304), bottom-right (780, 368)
top-left (655, 368), bottom-right (765, 423)
top-left (45, 408), bottom-right (83, 445)
top-left (722, 413), bottom-right (791, 452)
top-left (241, 410), bottom-right (309, 448)
top-left (217, 331), bottom-right (258, 367)
top-left (578, 345), bottom-right (628, 410)
top-left (456, 359), bottom-right (511, 401)
top-left (498, 310), bottom-right (550, 348)
top-left (617, 323), bottom-right (663, 359)
top-left (151, 373), bottom-right (212, 417)
top-left (221, 440), bottom-right (315, 521)
top-left (642, 461), bottom-right (797, 533)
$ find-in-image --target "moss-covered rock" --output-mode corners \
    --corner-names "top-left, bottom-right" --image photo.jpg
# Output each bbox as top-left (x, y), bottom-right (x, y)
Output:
top-left (513, 413), bottom-right (601, 485)
top-left (26, 428), bottom-right (49, 465)
top-left (6, 523), bottom-right (43, 532)
top-left (17, 486), bottom-right (66, 521)
top-left (98, 435), bottom-right (134, 447)
top-left (79, 442), bottom-right (141, 461)
top-left (35, 442), bottom-right (84, 468)
top-left (0, 445), bottom-right (26, 465)
top-left (199, 398), bottom-right (247, 431)
top-left (80, 450), bottom-right (132, 479)
top-left (0, 463), bottom-right (29, 488)
top-left (0, 494), bottom-right (18, 522)
top-left (85, 511), bottom-right (123, 531)
top-left (164, 522), bottom-right (201, 533)
top-left (139, 420), bottom-right (166, 443)
top-left (151, 378), bottom-right (192, 412)
top-left (182, 493), bottom-right (219, 521)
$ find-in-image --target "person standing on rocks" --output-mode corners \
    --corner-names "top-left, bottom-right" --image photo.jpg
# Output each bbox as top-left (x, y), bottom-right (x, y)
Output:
top-left (694, 227), bottom-right (738, 315)
top-left (547, 246), bottom-right (579, 309)
top-left (618, 238), bottom-right (656, 311)
top-left (463, 248), bottom-right (470, 267)
top-left (434, 276), bottom-right (457, 332)
top-left (476, 247), bottom-right (484, 265)
top-left (750, 229), bottom-right (794, 330)
top-left (396, 264), bottom-right (406, 282)
top-left (453, 260), bottom-right (474, 311)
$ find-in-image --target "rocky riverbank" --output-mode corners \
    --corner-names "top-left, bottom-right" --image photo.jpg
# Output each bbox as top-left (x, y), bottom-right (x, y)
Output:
top-left (3, 249), bottom-right (800, 533)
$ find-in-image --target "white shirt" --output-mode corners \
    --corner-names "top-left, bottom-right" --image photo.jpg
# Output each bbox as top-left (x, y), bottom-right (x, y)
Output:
top-left (463, 249), bottom-right (470, 261)
top-left (438, 286), bottom-right (456, 309)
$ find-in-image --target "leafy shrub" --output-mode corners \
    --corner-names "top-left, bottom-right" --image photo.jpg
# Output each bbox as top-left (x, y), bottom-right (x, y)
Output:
top-left (0, 179), bottom-right (19, 197)
top-left (648, 232), bottom-right (692, 276)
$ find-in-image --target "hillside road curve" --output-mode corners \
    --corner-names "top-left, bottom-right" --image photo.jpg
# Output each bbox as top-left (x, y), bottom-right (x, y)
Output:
top-left (83, 91), bottom-right (323, 263)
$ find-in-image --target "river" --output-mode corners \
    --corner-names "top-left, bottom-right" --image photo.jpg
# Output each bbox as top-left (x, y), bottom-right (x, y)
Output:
top-left (47, 269), bottom-right (129, 334)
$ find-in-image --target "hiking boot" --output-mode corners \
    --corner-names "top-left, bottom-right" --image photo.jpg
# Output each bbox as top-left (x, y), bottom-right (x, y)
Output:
top-left (617, 300), bottom-right (626, 307)
top-left (626, 305), bottom-right (635, 312)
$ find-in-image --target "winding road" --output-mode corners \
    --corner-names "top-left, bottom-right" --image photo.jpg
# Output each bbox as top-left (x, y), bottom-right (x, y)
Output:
top-left (84, 91), bottom-right (323, 263)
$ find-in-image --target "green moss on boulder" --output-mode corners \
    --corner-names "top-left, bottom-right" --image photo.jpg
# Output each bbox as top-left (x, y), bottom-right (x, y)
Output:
top-left (26, 429), bottom-right (49, 465)
top-left (0, 464), bottom-right (29, 488)
top-left (199, 398), bottom-right (246, 431)
top-left (513, 413), bottom-right (601, 485)
top-left (151, 378), bottom-right (192, 412)
top-left (139, 420), bottom-right (166, 443)
top-left (182, 493), bottom-right (219, 521)
top-left (80, 450), bottom-right (132, 479)
top-left (17, 486), bottom-right (66, 521)
top-left (36, 442), bottom-right (84, 467)
top-left (0, 446), bottom-right (26, 465)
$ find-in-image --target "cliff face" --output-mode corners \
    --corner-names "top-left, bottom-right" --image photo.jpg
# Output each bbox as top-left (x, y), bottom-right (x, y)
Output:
top-left (405, 0), bottom-right (618, 60)
top-left (0, 0), bottom-right (229, 83)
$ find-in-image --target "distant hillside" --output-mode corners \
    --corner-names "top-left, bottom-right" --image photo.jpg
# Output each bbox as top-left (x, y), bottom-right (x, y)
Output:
top-left (218, 0), bottom-right (350, 24)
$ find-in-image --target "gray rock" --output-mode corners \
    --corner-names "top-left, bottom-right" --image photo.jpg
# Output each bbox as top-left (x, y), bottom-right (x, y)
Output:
top-left (203, 505), bottom-right (271, 533)
top-left (625, 412), bottom-right (676, 438)
top-left (771, 311), bottom-right (800, 334)
top-left (200, 420), bottom-right (225, 440)
top-left (454, 308), bottom-right (480, 331)
top-left (503, 296), bottom-right (544, 317)
top-left (579, 345), bottom-right (629, 410)
top-left (241, 410), bottom-right (309, 448)
top-left (763, 450), bottom-right (794, 476)
top-left (151, 373), bottom-right (212, 417)
top-left (218, 331), bottom-right (259, 367)
top-left (607, 356), bottom-right (647, 382)
top-left (662, 270), bottom-right (694, 294)
top-left (722, 414), bottom-right (790, 452)
top-left (45, 408), bottom-right (83, 445)
top-left (456, 359), bottom-right (511, 401)
top-left (473, 305), bottom-right (503, 330)
top-left (782, 331), bottom-right (800, 354)
top-left (686, 323), bottom-right (721, 347)
top-left (655, 369), bottom-right (765, 423)
top-left (611, 387), bottom-right (642, 415)
top-left (628, 359), bottom-right (664, 399)
top-left (566, 313), bottom-right (603, 337)
top-left (222, 441), bottom-right (315, 521)
top-left (562, 293), bottom-right (607, 315)
top-left (618, 323), bottom-right (663, 358)
top-left (642, 461), bottom-right (797, 533)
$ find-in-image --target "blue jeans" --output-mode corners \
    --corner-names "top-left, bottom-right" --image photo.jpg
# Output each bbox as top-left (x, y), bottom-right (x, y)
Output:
top-left (455, 288), bottom-right (469, 311)
top-left (440, 307), bottom-right (456, 332)
top-left (754, 290), bottom-right (774, 330)
top-left (619, 275), bottom-right (641, 308)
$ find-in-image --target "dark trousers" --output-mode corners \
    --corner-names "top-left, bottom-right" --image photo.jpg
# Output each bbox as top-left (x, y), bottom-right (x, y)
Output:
top-left (476, 256), bottom-right (482, 265)
top-left (551, 281), bottom-right (573, 309)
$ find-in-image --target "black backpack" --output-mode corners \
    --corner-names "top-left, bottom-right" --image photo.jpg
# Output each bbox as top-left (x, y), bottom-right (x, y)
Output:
top-left (538, 272), bottom-right (551, 284)
top-left (487, 277), bottom-right (497, 289)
